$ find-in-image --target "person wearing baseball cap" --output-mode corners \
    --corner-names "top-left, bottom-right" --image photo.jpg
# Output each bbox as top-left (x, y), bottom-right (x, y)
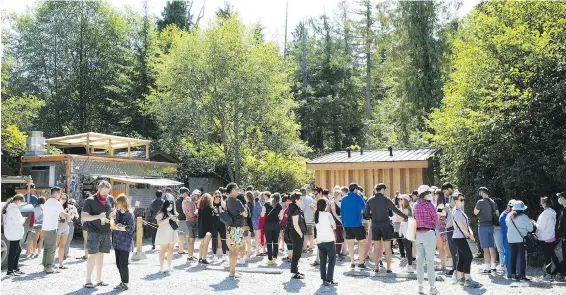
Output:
top-left (474, 187), bottom-right (499, 274)
top-left (364, 183), bottom-right (408, 273)
top-left (413, 185), bottom-right (439, 294)
top-left (340, 183), bottom-right (368, 269)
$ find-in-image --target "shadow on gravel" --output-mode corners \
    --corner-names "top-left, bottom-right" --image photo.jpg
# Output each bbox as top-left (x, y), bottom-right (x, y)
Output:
top-left (282, 279), bottom-right (306, 293)
top-left (12, 271), bottom-right (47, 281)
top-left (210, 277), bottom-right (239, 291)
top-left (462, 288), bottom-right (487, 295)
top-left (314, 285), bottom-right (338, 295)
top-left (64, 288), bottom-right (98, 295)
top-left (143, 272), bottom-right (169, 281)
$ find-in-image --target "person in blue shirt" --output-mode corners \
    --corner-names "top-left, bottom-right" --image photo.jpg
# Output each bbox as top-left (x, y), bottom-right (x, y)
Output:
top-left (340, 183), bottom-right (368, 269)
top-left (499, 199), bottom-right (515, 278)
top-left (24, 184), bottom-right (38, 206)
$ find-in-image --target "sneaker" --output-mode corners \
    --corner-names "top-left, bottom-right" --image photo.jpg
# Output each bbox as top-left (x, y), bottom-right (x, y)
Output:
top-left (386, 270), bottom-right (393, 274)
top-left (282, 257), bottom-right (291, 263)
top-left (358, 263), bottom-right (368, 270)
top-left (350, 264), bottom-right (356, 269)
top-left (327, 280), bottom-right (338, 286)
top-left (45, 266), bottom-right (54, 274)
top-left (238, 258), bottom-right (246, 265)
top-left (291, 273), bottom-right (304, 279)
top-left (14, 270), bottom-right (25, 275)
top-left (337, 255), bottom-right (344, 261)
top-left (429, 287), bottom-right (438, 295)
top-left (519, 277), bottom-right (531, 282)
top-left (403, 265), bottom-right (414, 273)
top-left (496, 264), bottom-right (506, 272)
top-left (311, 261), bottom-right (320, 266)
top-left (267, 259), bottom-right (275, 265)
top-left (445, 269), bottom-right (454, 276)
top-left (464, 279), bottom-right (482, 288)
top-left (200, 259), bottom-right (210, 264)
top-left (211, 256), bottom-right (219, 263)
top-left (458, 278), bottom-right (465, 286)
top-left (5, 271), bottom-right (16, 276)
top-left (159, 266), bottom-right (165, 273)
top-left (417, 285), bottom-right (425, 295)
top-left (480, 269), bottom-right (491, 274)
top-left (187, 256), bottom-right (197, 262)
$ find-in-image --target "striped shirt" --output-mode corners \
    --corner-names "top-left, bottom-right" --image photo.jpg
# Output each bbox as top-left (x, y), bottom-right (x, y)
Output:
top-left (413, 198), bottom-right (438, 231)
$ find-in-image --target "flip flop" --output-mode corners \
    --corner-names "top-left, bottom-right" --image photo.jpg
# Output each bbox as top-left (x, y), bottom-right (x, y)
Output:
top-left (96, 281), bottom-right (109, 287)
top-left (77, 256), bottom-right (88, 260)
top-left (84, 283), bottom-right (95, 288)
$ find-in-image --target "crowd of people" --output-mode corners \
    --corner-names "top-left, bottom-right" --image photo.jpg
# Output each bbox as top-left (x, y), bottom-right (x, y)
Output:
top-left (3, 179), bottom-right (566, 294)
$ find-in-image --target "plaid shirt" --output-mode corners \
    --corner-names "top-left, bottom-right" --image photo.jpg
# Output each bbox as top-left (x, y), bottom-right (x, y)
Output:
top-left (112, 210), bottom-right (136, 252)
top-left (413, 198), bottom-right (438, 231)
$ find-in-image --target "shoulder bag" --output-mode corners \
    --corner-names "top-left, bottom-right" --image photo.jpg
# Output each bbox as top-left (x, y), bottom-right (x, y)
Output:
top-left (510, 216), bottom-right (538, 251)
top-left (452, 209), bottom-right (479, 255)
top-left (487, 198), bottom-right (499, 226)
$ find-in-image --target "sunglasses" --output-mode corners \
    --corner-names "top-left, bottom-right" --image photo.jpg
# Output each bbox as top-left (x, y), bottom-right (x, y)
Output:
top-left (458, 198), bottom-right (465, 202)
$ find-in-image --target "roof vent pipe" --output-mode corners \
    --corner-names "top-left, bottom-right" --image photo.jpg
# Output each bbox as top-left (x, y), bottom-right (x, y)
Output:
top-left (346, 147), bottom-right (351, 158)
top-left (388, 146), bottom-right (393, 157)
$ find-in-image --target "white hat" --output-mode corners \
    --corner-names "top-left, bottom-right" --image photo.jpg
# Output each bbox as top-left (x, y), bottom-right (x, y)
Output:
top-left (334, 185), bottom-right (341, 193)
top-left (507, 199), bottom-right (516, 207)
top-left (430, 186), bottom-right (438, 191)
top-left (191, 189), bottom-right (202, 196)
top-left (397, 194), bottom-right (411, 201)
top-left (417, 185), bottom-right (431, 196)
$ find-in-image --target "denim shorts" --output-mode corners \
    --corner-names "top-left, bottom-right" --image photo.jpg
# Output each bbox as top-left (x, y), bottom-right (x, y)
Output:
top-left (478, 225), bottom-right (495, 249)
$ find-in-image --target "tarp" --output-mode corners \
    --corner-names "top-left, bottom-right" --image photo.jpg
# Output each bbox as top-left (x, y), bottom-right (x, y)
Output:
top-left (102, 175), bottom-right (183, 186)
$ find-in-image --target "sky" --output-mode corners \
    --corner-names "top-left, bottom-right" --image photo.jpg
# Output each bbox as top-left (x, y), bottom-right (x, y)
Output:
top-left (1, 0), bottom-right (480, 50)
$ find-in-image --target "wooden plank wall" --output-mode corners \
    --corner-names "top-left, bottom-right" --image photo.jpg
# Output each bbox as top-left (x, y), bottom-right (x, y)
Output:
top-left (315, 168), bottom-right (426, 197)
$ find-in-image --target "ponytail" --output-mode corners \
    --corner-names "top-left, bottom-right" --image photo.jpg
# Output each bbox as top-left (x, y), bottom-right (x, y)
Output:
top-left (314, 199), bottom-right (327, 224)
top-left (315, 209), bottom-right (320, 224)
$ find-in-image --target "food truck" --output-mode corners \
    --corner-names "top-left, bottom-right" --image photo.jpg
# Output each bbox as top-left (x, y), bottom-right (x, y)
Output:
top-left (18, 132), bottom-right (181, 210)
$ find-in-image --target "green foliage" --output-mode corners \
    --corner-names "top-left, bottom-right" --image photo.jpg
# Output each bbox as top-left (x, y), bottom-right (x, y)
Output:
top-left (145, 16), bottom-right (310, 187)
top-left (427, 1), bottom-right (566, 209)
top-left (157, 0), bottom-right (203, 32)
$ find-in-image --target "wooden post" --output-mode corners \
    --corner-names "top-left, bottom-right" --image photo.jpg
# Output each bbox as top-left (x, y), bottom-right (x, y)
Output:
top-left (127, 143), bottom-right (131, 158)
top-left (108, 139), bottom-right (113, 156)
top-left (86, 133), bottom-right (90, 155)
top-left (145, 144), bottom-right (149, 159)
top-left (131, 216), bottom-right (146, 261)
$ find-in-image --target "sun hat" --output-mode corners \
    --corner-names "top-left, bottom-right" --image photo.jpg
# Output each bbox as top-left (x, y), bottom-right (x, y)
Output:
top-left (334, 185), bottom-right (341, 193)
top-left (417, 185), bottom-right (431, 196)
top-left (512, 200), bottom-right (527, 211)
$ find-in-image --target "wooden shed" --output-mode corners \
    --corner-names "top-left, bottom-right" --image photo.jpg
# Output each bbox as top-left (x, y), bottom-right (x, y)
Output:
top-left (306, 148), bottom-right (439, 194)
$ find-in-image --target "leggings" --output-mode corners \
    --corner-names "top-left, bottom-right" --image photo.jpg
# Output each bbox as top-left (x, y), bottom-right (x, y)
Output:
top-left (542, 241), bottom-right (559, 275)
top-left (212, 221), bottom-right (227, 255)
top-left (115, 249), bottom-right (130, 283)
top-left (335, 224), bottom-right (344, 254)
top-left (264, 226), bottom-right (280, 260)
top-left (7, 240), bottom-right (22, 272)
top-left (453, 238), bottom-right (473, 274)
top-left (290, 230), bottom-right (304, 274)
top-left (403, 238), bottom-right (413, 265)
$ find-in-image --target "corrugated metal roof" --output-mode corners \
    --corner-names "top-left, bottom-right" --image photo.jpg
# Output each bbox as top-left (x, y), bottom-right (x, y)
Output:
top-left (308, 148), bottom-right (439, 164)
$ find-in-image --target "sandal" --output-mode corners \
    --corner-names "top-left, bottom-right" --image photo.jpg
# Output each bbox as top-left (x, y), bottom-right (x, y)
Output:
top-left (84, 283), bottom-right (95, 288)
top-left (96, 281), bottom-right (109, 286)
top-left (58, 266), bottom-right (68, 269)
top-left (77, 256), bottom-right (88, 260)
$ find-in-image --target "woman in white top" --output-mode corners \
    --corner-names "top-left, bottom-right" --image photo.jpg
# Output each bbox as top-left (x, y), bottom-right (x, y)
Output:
top-left (155, 199), bottom-right (179, 273)
top-left (434, 191), bottom-right (448, 271)
top-left (2, 194), bottom-right (27, 276)
top-left (31, 197), bottom-right (46, 258)
top-left (56, 194), bottom-right (72, 269)
top-left (531, 197), bottom-right (559, 278)
top-left (314, 199), bottom-right (337, 286)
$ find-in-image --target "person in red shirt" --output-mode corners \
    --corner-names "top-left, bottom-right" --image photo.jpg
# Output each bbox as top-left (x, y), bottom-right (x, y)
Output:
top-left (413, 185), bottom-right (439, 295)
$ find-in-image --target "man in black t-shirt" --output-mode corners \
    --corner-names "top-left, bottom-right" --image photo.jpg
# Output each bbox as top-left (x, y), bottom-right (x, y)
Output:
top-left (176, 187), bottom-right (189, 254)
top-left (81, 181), bottom-right (114, 289)
top-left (225, 183), bottom-right (248, 278)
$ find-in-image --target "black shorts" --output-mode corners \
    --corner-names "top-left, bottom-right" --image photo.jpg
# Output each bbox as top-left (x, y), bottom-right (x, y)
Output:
top-left (284, 228), bottom-right (293, 250)
top-left (345, 226), bottom-right (366, 241)
top-left (87, 231), bottom-right (111, 254)
top-left (372, 225), bottom-right (394, 241)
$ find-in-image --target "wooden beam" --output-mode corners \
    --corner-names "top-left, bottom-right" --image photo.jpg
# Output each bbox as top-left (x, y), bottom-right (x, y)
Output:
top-left (306, 160), bottom-right (429, 171)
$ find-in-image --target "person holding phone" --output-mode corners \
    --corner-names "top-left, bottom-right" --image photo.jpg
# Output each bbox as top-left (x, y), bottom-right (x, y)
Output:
top-left (155, 199), bottom-right (179, 273)
top-left (56, 194), bottom-right (71, 269)
top-left (452, 193), bottom-right (482, 288)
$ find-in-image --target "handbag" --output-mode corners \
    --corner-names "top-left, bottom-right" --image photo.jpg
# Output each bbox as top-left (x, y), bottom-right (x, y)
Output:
top-left (169, 217), bottom-right (179, 230)
top-left (405, 217), bottom-right (417, 241)
top-left (510, 216), bottom-right (538, 251)
top-left (452, 209), bottom-right (479, 255)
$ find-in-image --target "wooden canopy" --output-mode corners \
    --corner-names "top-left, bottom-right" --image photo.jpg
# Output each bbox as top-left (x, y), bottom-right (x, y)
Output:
top-left (46, 132), bottom-right (151, 158)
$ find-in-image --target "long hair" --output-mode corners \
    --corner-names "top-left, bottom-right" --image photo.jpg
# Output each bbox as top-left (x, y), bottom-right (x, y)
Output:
top-left (245, 191), bottom-right (254, 204)
top-left (2, 194), bottom-right (24, 214)
top-left (435, 191), bottom-right (445, 207)
top-left (160, 199), bottom-right (176, 218)
top-left (290, 192), bottom-right (301, 203)
top-left (60, 193), bottom-right (69, 210)
top-left (199, 193), bottom-right (213, 209)
top-left (314, 199), bottom-right (327, 224)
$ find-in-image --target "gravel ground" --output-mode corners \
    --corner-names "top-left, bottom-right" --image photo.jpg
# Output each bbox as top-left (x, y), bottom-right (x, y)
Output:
top-left (2, 238), bottom-right (565, 295)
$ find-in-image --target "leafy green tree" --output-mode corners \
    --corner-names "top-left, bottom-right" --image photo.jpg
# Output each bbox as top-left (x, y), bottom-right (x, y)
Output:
top-left (145, 16), bottom-right (308, 184)
top-left (427, 1), bottom-right (566, 209)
